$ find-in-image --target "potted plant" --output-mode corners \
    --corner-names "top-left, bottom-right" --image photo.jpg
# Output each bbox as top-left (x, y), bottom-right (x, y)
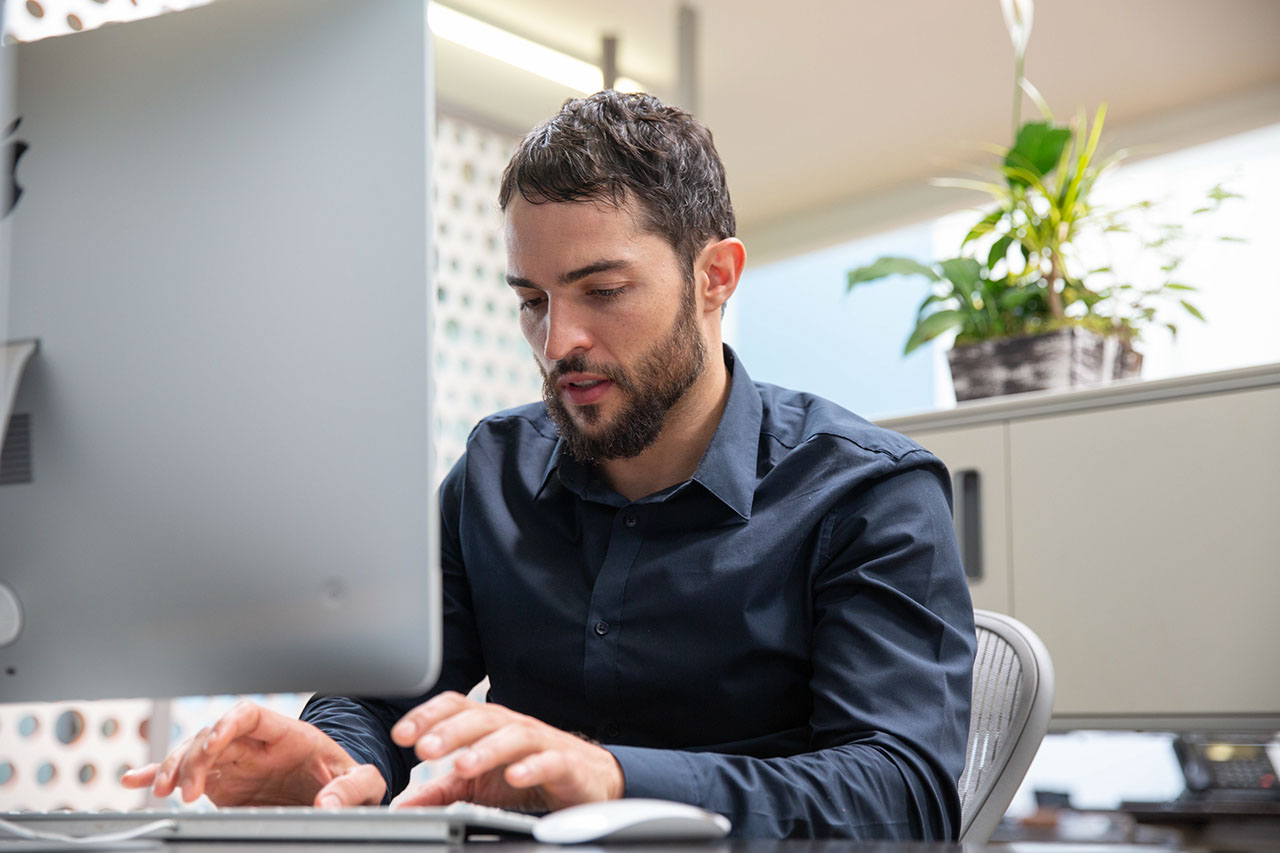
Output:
top-left (847, 0), bottom-right (1241, 402)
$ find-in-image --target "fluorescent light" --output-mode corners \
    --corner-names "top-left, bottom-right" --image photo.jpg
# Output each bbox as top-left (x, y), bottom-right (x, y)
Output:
top-left (428, 2), bottom-right (644, 95)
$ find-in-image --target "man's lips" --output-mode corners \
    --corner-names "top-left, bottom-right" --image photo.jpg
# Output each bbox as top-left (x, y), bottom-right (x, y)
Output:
top-left (557, 374), bottom-right (614, 406)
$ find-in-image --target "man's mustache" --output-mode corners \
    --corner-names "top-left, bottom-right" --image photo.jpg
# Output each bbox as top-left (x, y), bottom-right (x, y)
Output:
top-left (548, 354), bottom-right (634, 392)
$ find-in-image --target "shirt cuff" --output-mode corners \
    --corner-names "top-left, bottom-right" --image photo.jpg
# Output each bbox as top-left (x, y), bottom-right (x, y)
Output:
top-left (604, 745), bottom-right (700, 805)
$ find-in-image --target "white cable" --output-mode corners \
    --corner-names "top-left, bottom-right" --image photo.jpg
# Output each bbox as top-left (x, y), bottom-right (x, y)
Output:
top-left (0, 816), bottom-right (175, 845)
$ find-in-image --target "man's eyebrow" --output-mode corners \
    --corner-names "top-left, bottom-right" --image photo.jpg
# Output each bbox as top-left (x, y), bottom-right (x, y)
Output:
top-left (558, 259), bottom-right (630, 284)
top-left (505, 259), bottom-right (632, 290)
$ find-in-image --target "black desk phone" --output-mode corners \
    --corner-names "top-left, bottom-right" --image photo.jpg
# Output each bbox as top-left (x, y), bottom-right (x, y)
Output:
top-left (1174, 733), bottom-right (1280, 802)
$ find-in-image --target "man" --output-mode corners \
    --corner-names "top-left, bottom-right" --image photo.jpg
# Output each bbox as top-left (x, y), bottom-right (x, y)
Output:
top-left (123, 91), bottom-right (976, 839)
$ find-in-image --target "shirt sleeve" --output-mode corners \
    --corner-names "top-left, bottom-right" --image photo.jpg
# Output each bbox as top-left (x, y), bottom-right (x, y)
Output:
top-left (299, 452), bottom-right (487, 803)
top-left (606, 458), bottom-right (976, 839)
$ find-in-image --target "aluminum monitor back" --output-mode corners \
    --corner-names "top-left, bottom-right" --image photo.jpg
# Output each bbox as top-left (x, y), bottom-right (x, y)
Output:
top-left (0, 0), bottom-right (439, 701)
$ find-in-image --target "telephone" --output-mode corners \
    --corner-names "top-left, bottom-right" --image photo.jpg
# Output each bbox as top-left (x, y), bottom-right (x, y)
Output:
top-left (1174, 733), bottom-right (1280, 802)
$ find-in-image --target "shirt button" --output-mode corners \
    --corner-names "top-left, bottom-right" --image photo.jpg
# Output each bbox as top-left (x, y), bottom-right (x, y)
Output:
top-left (624, 513), bottom-right (638, 528)
top-left (605, 722), bottom-right (620, 738)
top-left (594, 620), bottom-right (610, 636)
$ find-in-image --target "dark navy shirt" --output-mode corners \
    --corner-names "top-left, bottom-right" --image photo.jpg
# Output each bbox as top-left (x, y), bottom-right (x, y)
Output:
top-left (302, 348), bottom-right (975, 839)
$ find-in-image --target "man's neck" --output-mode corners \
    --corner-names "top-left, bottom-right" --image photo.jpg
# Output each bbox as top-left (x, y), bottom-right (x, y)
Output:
top-left (597, 353), bottom-right (731, 503)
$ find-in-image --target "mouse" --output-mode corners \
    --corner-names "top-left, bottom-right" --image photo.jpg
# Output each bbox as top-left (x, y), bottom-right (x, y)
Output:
top-left (531, 798), bottom-right (732, 844)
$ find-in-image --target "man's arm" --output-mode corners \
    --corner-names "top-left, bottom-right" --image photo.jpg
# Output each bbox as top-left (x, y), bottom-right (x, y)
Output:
top-left (608, 462), bottom-right (975, 838)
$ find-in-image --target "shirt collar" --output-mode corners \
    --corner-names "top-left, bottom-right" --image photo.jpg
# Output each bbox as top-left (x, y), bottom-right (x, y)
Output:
top-left (689, 345), bottom-right (760, 520)
top-left (535, 345), bottom-right (762, 519)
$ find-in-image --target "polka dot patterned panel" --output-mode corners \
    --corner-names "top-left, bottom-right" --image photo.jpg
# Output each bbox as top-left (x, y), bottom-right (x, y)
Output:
top-left (433, 112), bottom-right (543, 478)
top-left (0, 700), bottom-right (155, 810)
top-left (3, 0), bottom-right (216, 44)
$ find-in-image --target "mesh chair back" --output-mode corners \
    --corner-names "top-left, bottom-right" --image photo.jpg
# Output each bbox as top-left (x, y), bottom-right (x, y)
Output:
top-left (958, 610), bottom-right (1055, 843)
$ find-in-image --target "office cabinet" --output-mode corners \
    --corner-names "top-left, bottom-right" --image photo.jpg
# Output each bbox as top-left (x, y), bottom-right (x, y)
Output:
top-left (879, 364), bottom-right (1280, 730)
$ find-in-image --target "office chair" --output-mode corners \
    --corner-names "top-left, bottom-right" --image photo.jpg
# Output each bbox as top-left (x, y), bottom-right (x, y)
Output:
top-left (957, 609), bottom-right (1055, 843)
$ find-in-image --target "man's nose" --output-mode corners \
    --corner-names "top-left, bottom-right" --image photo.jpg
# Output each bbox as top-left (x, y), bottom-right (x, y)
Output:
top-left (542, 300), bottom-right (592, 362)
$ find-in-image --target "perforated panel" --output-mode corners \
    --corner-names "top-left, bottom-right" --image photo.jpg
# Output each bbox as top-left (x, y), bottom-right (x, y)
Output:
top-left (433, 112), bottom-right (542, 477)
top-left (0, 700), bottom-right (153, 810)
top-left (3, 0), bottom-right (215, 44)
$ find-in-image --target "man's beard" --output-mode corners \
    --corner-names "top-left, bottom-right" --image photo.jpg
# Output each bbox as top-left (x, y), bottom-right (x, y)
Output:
top-left (540, 286), bottom-right (707, 463)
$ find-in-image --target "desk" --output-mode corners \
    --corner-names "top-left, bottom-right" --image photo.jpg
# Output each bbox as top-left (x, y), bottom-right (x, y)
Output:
top-left (1119, 800), bottom-right (1280, 853)
top-left (97, 843), bottom-right (1177, 853)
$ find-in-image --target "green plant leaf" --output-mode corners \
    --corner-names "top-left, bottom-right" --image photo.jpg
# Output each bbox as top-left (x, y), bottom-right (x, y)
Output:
top-left (847, 256), bottom-right (940, 289)
top-left (1218, 236), bottom-right (1248, 243)
top-left (904, 309), bottom-right (965, 355)
top-left (1020, 78), bottom-right (1054, 122)
top-left (962, 208), bottom-right (1004, 245)
top-left (1207, 184), bottom-right (1244, 202)
top-left (1163, 283), bottom-right (1196, 291)
top-left (1180, 300), bottom-right (1206, 322)
top-left (938, 257), bottom-right (983, 298)
top-left (1005, 122), bottom-right (1072, 185)
top-left (915, 291), bottom-right (951, 318)
top-left (998, 288), bottom-right (1035, 310)
top-left (1166, 323), bottom-right (1178, 340)
top-left (987, 234), bottom-right (1015, 270)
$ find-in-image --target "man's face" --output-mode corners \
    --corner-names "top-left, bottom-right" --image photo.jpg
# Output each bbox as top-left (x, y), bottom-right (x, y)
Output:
top-left (504, 196), bottom-right (707, 462)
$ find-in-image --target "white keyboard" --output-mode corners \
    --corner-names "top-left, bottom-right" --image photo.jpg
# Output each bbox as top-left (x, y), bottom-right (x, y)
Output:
top-left (1, 803), bottom-right (541, 844)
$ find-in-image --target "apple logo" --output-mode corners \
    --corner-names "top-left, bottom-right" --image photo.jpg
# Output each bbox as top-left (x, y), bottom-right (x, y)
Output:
top-left (5, 116), bottom-right (28, 217)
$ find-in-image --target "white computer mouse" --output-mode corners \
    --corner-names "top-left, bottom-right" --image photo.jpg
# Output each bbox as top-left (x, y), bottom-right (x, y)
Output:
top-left (531, 798), bottom-right (732, 844)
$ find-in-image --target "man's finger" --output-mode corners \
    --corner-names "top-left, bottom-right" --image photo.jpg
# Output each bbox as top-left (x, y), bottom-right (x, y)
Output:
top-left (391, 774), bottom-right (470, 809)
top-left (390, 692), bottom-right (470, 746)
top-left (119, 764), bottom-right (159, 789)
top-left (174, 726), bottom-right (220, 803)
top-left (451, 720), bottom-right (543, 780)
top-left (413, 707), bottom-right (507, 761)
top-left (152, 737), bottom-right (195, 798)
top-left (313, 764), bottom-right (386, 809)
top-left (504, 749), bottom-right (570, 789)
top-left (205, 701), bottom-right (291, 753)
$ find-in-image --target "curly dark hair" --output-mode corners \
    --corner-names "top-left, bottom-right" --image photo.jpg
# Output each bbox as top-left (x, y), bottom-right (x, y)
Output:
top-left (498, 90), bottom-right (736, 282)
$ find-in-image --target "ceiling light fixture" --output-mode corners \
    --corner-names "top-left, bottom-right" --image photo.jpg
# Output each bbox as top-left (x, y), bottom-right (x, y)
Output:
top-left (428, 3), bottom-right (643, 95)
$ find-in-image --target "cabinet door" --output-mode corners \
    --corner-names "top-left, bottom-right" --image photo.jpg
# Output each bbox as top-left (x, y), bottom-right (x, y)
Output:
top-left (1008, 386), bottom-right (1280, 720)
top-left (902, 424), bottom-right (1011, 614)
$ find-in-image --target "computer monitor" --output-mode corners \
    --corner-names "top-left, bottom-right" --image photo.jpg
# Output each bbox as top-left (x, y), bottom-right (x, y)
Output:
top-left (0, 0), bottom-right (440, 702)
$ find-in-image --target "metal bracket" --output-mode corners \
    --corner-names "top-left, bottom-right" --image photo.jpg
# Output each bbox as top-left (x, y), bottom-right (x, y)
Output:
top-left (2, 337), bottom-right (39, 445)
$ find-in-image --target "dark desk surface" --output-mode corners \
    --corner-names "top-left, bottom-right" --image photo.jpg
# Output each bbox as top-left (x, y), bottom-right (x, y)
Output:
top-left (123, 843), bottom-right (1178, 853)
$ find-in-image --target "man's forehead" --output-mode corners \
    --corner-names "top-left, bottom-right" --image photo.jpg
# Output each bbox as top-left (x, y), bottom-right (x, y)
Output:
top-left (502, 196), bottom-right (665, 268)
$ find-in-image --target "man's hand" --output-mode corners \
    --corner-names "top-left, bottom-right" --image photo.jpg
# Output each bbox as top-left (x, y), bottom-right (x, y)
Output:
top-left (390, 692), bottom-right (623, 812)
top-left (120, 701), bottom-right (386, 808)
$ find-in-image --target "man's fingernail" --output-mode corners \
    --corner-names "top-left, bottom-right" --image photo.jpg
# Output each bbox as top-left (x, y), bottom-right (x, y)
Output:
top-left (420, 734), bottom-right (443, 755)
top-left (509, 763), bottom-right (528, 780)
top-left (392, 721), bottom-right (415, 741)
top-left (319, 795), bottom-right (341, 809)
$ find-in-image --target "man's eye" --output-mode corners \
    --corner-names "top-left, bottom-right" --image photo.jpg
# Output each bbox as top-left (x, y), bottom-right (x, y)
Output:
top-left (519, 296), bottom-right (545, 311)
top-left (591, 288), bottom-right (623, 300)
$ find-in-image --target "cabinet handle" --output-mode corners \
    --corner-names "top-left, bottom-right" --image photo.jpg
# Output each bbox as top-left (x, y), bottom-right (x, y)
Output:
top-left (953, 469), bottom-right (983, 581)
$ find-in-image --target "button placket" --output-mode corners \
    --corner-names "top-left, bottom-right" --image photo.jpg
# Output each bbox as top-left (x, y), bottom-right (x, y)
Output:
top-left (581, 506), bottom-right (646, 732)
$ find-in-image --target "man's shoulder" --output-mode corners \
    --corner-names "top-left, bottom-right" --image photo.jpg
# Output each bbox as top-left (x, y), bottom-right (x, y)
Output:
top-left (468, 400), bottom-right (559, 446)
top-left (753, 381), bottom-right (928, 465)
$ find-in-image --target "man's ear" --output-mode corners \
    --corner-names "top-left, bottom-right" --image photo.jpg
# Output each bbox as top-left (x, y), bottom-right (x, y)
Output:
top-left (696, 237), bottom-right (746, 313)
